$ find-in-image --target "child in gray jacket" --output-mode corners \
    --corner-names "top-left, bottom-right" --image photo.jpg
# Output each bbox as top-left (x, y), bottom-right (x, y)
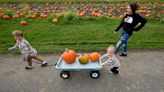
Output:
top-left (8, 30), bottom-right (48, 70)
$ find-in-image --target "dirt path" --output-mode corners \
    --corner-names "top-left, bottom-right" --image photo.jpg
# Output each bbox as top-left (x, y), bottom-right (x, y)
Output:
top-left (0, 50), bottom-right (164, 92)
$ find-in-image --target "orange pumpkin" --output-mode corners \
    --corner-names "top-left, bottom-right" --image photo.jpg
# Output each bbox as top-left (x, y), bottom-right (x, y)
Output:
top-left (3, 15), bottom-right (10, 20)
top-left (52, 18), bottom-right (59, 23)
top-left (79, 12), bottom-right (85, 17)
top-left (25, 15), bottom-right (31, 19)
top-left (32, 15), bottom-right (37, 18)
top-left (12, 15), bottom-right (19, 19)
top-left (119, 15), bottom-right (124, 20)
top-left (78, 54), bottom-right (89, 64)
top-left (62, 48), bottom-right (76, 64)
top-left (0, 13), bottom-right (4, 17)
top-left (89, 52), bottom-right (100, 62)
top-left (92, 11), bottom-right (97, 16)
top-left (20, 20), bottom-right (27, 26)
top-left (41, 14), bottom-right (48, 19)
top-left (19, 13), bottom-right (24, 17)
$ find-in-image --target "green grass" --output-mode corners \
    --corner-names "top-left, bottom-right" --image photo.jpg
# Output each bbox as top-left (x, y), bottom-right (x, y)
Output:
top-left (0, 0), bottom-right (163, 3)
top-left (0, 17), bottom-right (164, 53)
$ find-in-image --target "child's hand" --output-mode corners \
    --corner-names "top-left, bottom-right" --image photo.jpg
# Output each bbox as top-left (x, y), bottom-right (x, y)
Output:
top-left (114, 31), bottom-right (117, 34)
top-left (8, 47), bottom-right (13, 50)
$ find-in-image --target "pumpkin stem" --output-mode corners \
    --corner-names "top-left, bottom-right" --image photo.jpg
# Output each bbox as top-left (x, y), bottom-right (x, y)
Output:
top-left (65, 48), bottom-right (68, 52)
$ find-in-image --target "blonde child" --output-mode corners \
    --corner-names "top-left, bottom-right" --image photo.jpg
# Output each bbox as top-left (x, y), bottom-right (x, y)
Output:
top-left (8, 30), bottom-right (48, 70)
top-left (100, 45), bottom-right (120, 74)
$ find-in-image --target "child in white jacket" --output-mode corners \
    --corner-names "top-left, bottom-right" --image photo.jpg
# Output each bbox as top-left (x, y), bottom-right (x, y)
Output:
top-left (8, 30), bottom-right (48, 70)
top-left (100, 45), bottom-right (120, 74)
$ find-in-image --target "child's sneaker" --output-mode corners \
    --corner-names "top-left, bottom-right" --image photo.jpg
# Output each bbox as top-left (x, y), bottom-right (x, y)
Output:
top-left (25, 66), bottom-right (33, 70)
top-left (41, 61), bottom-right (48, 67)
top-left (120, 52), bottom-right (127, 57)
top-left (111, 70), bottom-right (119, 74)
top-left (111, 67), bottom-right (119, 74)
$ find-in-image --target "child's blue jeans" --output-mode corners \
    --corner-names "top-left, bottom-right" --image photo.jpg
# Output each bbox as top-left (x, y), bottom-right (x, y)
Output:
top-left (115, 31), bottom-right (131, 54)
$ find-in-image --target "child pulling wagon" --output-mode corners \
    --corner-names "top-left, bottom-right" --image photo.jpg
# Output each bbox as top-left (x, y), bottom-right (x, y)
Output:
top-left (8, 30), bottom-right (48, 70)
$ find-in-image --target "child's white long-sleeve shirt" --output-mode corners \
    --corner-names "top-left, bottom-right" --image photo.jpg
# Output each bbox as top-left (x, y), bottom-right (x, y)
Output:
top-left (100, 54), bottom-right (120, 68)
top-left (10, 39), bottom-right (37, 57)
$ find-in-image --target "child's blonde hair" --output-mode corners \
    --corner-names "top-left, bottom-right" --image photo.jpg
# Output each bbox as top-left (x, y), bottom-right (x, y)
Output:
top-left (12, 30), bottom-right (23, 37)
top-left (107, 45), bottom-right (115, 50)
top-left (107, 45), bottom-right (115, 54)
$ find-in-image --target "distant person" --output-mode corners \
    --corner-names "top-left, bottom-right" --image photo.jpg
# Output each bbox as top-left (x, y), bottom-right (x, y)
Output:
top-left (8, 30), bottom-right (48, 70)
top-left (114, 3), bottom-right (147, 56)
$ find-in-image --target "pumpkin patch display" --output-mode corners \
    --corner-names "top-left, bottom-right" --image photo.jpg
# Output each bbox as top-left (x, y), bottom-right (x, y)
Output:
top-left (78, 54), bottom-right (89, 64)
top-left (89, 52), bottom-right (100, 62)
top-left (20, 20), bottom-right (27, 26)
top-left (62, 48), bottom-right (76, 64)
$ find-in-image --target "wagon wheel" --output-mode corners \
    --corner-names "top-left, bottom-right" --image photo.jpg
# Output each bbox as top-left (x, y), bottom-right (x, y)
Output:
top-left (90, 71), bottom-right (100, 79)
top-left (60, 71), bottom-right (70, 79)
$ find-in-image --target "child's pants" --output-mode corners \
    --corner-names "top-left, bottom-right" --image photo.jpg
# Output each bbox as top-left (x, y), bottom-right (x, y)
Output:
top-left (115, 31), bottom-right (131, 54)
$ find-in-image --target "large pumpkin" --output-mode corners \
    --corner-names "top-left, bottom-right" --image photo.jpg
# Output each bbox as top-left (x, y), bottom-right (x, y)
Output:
top-left (78, 54), bottom-right (89, 64)
top-left (62, 48), bottom-right (76, 64)
top-left (89, 52), bottom-right (100, 62)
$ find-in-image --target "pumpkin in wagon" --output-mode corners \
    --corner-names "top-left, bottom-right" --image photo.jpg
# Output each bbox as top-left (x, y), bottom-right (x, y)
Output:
top-left (89, 52), bottom-right (100, 62)
top-left (78, 54), bottom-right (89, 64)
top-left (62, 48), bottom-right (76, 64)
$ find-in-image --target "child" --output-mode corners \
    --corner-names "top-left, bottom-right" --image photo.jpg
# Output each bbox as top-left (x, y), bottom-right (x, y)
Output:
top-left (100, 45), bottom-right (120, 74)
top-left (114, 3), bottom-right (147, 56)
top-left (8, 30), bottom-right (48, 70)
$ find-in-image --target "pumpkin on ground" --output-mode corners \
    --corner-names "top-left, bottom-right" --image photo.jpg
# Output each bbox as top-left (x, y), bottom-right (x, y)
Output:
top-left (52, 18), bottom-right (59, 23)
top-left (78, 54), bottom-right (89, 64)
top-left (62, 48), bottom-right (76, 64)
top-left (20, 20), bottom-right (27, 26)
top-left (3, 15), bottom-right (10, 20)
top-left (89, 52), bottom-right (100, 62)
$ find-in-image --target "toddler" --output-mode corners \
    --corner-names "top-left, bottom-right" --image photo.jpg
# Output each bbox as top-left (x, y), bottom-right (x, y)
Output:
top-left (8, 30), bottom-right (48, 70)
top-left (100, 45), bottom-right (120, 74)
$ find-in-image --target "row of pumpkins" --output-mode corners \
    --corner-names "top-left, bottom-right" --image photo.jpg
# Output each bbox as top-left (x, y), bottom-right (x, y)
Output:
top-left (19, 18), bottom-right (59, 26)
top-left (62, 49), bottom-right (100, 64)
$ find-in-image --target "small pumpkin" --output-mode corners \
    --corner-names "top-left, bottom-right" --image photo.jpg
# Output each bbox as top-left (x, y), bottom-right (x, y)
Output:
top-left (25, 15), bottom-right (31, 19)
top-left (119, 15), bottom-right (124, 20)
top-left (52, 18), bottom-right (59, 23)
top-left (20, 20), bottom-right (27, 26)
top-left (19, 13), bottom-right (25, 17)
top-left (0, 13), bottom-right (4, 17)
top-left (12, 15), bottom-right (19, 19)
top-left (78, 54), bottom-right (89, 64)
top-left (89, 52), bottom-right (100, 62)
top-left (3, 15), bottom-right (10, 20)
top-left (32, 15), bottom-right (37, 19)
top-left (62, 48), bottom-right (76, 64)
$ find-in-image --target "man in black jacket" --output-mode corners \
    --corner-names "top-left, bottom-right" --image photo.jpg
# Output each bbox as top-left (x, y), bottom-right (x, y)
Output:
top-left (114, 3), bottom-right (147, 56)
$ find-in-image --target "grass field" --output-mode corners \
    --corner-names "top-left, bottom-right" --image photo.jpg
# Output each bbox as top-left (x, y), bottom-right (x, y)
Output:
top-left (0, 17), bottom-right (164, 53)
top-left (0, 0), bottom-right (163, 53)
top-left (0, 0), bottom-right (164, 3)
